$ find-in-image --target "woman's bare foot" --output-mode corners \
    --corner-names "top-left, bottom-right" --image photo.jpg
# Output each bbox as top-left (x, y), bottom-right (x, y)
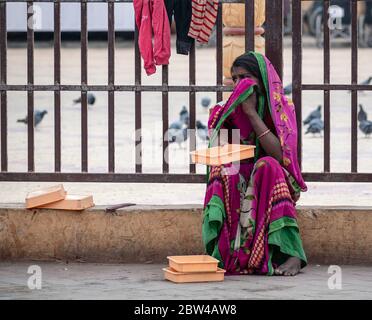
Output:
top-left (274, 257), bottom-right (302, 276)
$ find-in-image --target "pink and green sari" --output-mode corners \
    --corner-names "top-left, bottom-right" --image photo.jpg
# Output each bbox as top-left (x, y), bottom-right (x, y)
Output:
top-left (203, 52), bottom-right (308, 276)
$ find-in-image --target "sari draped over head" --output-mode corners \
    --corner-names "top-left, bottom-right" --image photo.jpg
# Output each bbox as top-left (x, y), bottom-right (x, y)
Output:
top-left (202, 52), bottom-right (307, 276)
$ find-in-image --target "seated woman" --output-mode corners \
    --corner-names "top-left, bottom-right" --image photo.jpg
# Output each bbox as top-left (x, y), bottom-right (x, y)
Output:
top-left (203, 51), bottom-right (308, 276)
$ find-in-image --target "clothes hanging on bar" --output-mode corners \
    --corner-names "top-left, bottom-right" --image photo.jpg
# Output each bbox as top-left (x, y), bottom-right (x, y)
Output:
top-left (164, 0), bottom-right (194, 55)
top-left (188, 0), bottom-right (219, 43)
top-left (133, 0), bottom-right (171, 76)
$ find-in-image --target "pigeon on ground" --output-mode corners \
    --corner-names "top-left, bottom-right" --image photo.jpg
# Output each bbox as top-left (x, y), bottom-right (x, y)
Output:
top-left (165, 106), bottom-right (190, 148)
top-left (73, 92), bottom-right (96, 105)
top-left (283, 83), bottom-right (293, 95)
top-left (349, 77), bottom-right (372, 94)
top-left (303, 105), bottom-right (321, 125)
top-left (169, 106), bottom-right (189, 131)
top-left (196, 120), bottom-right (209, 142)
top-left (359, 120), bottom-right (372, 137)
top-left (201, 97), bottom-right (211, 109)
top-left (17, 110), bottom-right (48, 127)
top-left (179, 106), bottom-right (189, 124)
top-left (169, 120), bottom-right (183, 130)
top-left (168, 126), bottom-right (188, 148)
top-left (358, 104), bottom-right (367, 122)
top-left (305, 118), bottom-right (324, 136)
top-left (360, 76), bottom-right (372, 86)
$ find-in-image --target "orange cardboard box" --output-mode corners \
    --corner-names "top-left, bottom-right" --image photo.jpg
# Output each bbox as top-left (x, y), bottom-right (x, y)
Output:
top-left (163, 267), bottom-right (225, 283)
top-left (25, 184), bottom-right (66, 209)
top-left (167, 255), bottom-right (219, 273)
top-left (37, 194), bottom-right (94, 211)
top-left (190, 144), bottom-right (255, 166)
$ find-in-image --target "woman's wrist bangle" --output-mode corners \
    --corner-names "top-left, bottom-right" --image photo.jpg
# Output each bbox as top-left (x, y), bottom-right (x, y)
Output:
top-left (257, 129), bottom-right (270, 139)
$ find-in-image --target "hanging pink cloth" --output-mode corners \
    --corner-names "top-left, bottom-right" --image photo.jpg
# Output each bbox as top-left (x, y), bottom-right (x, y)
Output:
top-left (133, 0), bottom-right (171, 75)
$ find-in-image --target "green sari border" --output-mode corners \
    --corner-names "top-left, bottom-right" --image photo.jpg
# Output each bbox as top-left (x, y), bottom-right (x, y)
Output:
top-left (267, 216), bottom-right (308, 273)
top-left (202, 194), bottom-right (226, 269)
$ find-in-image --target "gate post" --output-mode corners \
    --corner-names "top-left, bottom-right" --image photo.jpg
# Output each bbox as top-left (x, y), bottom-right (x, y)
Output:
top-left (265, 0), bottom-right (283, 80)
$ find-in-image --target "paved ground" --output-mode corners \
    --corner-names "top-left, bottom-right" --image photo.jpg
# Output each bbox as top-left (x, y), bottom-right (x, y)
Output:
top-left (0, 262), bottom-right (371, 300)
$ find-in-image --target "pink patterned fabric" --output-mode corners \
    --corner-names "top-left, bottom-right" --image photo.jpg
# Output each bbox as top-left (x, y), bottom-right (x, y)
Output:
top-left (203, 53), bottom-right (307, 275)
top-left (263, 56), bottom-right (307, 191)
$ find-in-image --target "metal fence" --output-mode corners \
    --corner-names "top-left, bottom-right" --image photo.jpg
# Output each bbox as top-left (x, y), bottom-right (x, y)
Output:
top-left (0, 0), bottom-right (371, 183)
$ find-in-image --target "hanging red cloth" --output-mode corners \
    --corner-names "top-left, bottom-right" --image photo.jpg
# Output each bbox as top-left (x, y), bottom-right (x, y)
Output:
top-left (133, 0), bottom-right (171, 75)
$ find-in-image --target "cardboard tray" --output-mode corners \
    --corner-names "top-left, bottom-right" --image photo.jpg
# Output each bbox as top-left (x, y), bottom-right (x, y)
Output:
top-left (167, 255), bottom-right (219, 273)
top-left (36, 194), bottom-right (94, 211)
top-left (25, 184), bottom-right (66, 209)
top-left (190, 144), bottom-right (255, 166)
top-left (163, 267), bottom-right (225, 283)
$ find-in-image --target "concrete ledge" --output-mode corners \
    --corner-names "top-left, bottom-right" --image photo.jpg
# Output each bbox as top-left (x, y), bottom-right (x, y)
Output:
top-left (1, 204), bottom-right (372, 265)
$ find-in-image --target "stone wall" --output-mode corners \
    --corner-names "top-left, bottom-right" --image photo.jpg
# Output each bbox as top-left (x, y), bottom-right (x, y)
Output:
top-left (1, 204), bottom-right (372, 265)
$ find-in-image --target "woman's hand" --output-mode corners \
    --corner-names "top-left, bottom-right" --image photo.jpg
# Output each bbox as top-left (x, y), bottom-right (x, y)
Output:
top-left (241, 91), bottom-right (258, 117)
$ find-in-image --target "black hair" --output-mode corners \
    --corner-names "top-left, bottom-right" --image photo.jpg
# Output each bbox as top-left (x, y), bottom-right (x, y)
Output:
top-left (231, 52), bottom-right (264, 94)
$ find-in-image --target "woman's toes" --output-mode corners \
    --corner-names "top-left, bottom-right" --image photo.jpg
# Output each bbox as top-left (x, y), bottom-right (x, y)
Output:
top-left (275, 268), bottom-right (284, 275)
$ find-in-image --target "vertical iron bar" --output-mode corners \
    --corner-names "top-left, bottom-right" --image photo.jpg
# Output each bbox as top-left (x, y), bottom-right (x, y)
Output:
top-left (81, 0), bottom-right (88, 172)
top-left (54, 0), bottom-right (61, 172)
top-left (0, 1), bottom-right (7, 172)
top-left (323, 0), bottom-right (330, 172)
top-left (216, 1), bottom-right (223, 102)
top-left (292, 0), bottom-right (303, 169)
top-left (265, 0), bottom-right (283, 79)
top-left (134, 25), bottom-right (142, 173)
top-left (189, 42), bottom-right (196, 174)
top-left (351, 0), bottom-right (358, 172)
top-left (27, 1), bottom-right (35, 172)
top-left (245, 0), bottom-right (255, 52)
top-left (162, 65), bottom-right (169, 174)
top-left (108, 0), bottom-right (115, 172)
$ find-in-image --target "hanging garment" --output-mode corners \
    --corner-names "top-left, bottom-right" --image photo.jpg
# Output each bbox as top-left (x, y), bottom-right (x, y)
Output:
top-left (164, 0), bottom-right (194, 55)
top-left (133, 0), bottom-right (171, 75)
top-left (188, 0), bottom-right (219, 43)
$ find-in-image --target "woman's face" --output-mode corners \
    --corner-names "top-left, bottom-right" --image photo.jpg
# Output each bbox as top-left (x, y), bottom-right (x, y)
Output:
top-left (231, 66), bottom-right (262, 90)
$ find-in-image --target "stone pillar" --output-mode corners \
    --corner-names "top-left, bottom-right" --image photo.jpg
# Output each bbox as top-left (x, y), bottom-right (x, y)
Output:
top-left (222, 0), bottom-right (266, 100)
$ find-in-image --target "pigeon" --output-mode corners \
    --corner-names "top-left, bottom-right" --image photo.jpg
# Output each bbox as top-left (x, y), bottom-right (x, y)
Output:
top-left (168, 127), bottom-right (188, 148)
top-left (201, 96), bottom-right (211, 109)
top-left (17, 110), bottom-right (48, 127)
top-left (360, 76), bottom-right (372, 86)
top-left (358, 104), bottom-right (367, 122)
top-left (303, 105), bottom-right (321, 125)
top-left (283, 83), bottom-right (292, 95)
top-left (73, 92), bottom-right (96, 105)
top-left (169, 106), bottom-right (189, 130)
top-left (305, 118), bottom-right (324, 136)
top-left (196, 120), bottom-right (209, 142)
top-left (169, 120), bottom-right (184, 130)
top-left (179, 106), bottom-right (189, 123)
top-left (164, 107), bottom-right (190, 148)
top-left (359, 120), bottom-right (372, 137)
top-left (349, 77), bottom-right (372, 94)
